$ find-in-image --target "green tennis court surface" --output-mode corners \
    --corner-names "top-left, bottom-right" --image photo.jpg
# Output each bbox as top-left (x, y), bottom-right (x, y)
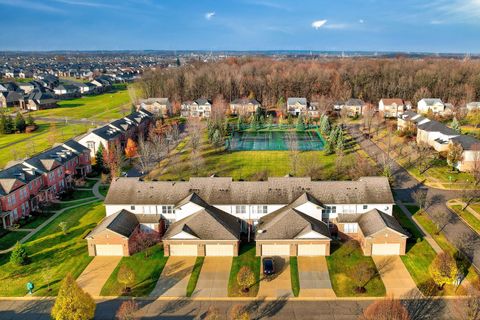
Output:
top-left (228, 131), bottom-right (324, 151)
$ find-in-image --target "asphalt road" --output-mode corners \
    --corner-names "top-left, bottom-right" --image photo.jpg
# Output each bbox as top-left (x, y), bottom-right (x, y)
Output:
top-left (0, 297), bottom-right (465, 320)
top-left (348, 124), bottom-right (480, 270)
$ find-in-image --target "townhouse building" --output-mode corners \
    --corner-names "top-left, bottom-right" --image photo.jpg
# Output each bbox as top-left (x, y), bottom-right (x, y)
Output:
top-left (0, 140), bottom-right (91, 229)
top-left (181, 99), bottom-right (212, 118)
top-left (87, 176), bottom-right (407, 257)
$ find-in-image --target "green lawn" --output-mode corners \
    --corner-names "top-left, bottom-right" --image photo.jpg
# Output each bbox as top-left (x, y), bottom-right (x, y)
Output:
top-left (61, 189), bottom-right (95, 201)
top-left (20, 213), bottom-right (55, 229)
top-left (290, 257), bottom-right (300, 297)
top-left (0, 201), bottom-right (104, 296)
top-left (99, 185), bottom-right (110, 197)
top-left (451, 205), bottom-right (480, 234)
top-left (32, 87), bottom-right (131, 121)
top-left (0, 231), bottom-right (29, 250)
top-left (393, 206), bottom-right (438, 295)
top-left (326, 241), bottom-right (386, 297)
top-left (227, 243), bottom-right (261, 297)
top-left (186, 257), bottom-right (204, 297)
top-left (150, 133), bottom-right (359, 181)
top-left (405, 205), bottom-right (480, 295)
top-left (100, 245), bottom-right (168, 297)
top-left (0, 121), bottom-right (93, 168)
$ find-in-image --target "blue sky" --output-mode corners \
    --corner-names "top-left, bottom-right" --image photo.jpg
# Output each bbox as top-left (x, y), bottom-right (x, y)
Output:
top-left (1, 0), bottom-right (480, 52)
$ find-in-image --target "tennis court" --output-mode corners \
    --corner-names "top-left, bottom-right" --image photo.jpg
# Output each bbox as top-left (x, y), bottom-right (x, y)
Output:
top-left (228, 130), bottom-right (324, 151)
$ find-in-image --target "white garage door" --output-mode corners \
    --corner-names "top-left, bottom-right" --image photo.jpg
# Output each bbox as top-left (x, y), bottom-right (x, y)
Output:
top-left (170, 244), bottom-right (198, 256)
top-left (205, 244), bottom-right (234, 256)
top-left (298, 244), bottom-right (326, 256)
top-left (95, 244), bottom-right (124, 256)
top-left (371, 243), bottom-right (401, 256)
top-left (261, 244), bottom-right (290, 256)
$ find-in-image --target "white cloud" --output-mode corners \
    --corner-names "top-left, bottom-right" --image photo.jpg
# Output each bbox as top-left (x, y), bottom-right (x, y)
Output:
top-left (324, 23), bottom-right (349, 29)
top-left (0, 0), bottom-right (63, 12)
top-left (311, 20), bottom-right (327, 29)
top-left (429, 0), bottom-right (480, 23)
top-left (205, 12), bottom-right (215, 20)
top-left (359, 19), bottom-right (364, 23)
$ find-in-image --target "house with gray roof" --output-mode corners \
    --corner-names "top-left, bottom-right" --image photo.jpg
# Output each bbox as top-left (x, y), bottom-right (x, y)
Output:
top-left (286, 97), bottom-right (308, 116)
top-left (180, 98), bottom-right (212, 118)
top-left (417, 98), bottom-right (445, 115)
top-left (344, 98), bottom-right (367, 116)
top-left (229, 98), bottom-right (262, 116)
top-left (138, 98), bottom-right (172, 117)
top-left (92, 176), bottom-right (403, 257)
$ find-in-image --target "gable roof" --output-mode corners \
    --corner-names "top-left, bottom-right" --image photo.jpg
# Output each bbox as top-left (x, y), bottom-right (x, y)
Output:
top-left (287, 97), bottom-right (307, 105)
top-left (256, 206), bottom-right (330, 240)
top-left (86, 209), bottom-right (139, 238)
top-left (420, 98), bottom-right (443, 106)
top-left (450, 135), bottom-right (480, 150)
top-left (345, 98), bottom-right (365, 106)
top-left (381, 98), bottom-right (405, 105)
top-left (105, 176), bottom-right (395, 206)
top-left (358, 209), bottom-right (408, 237)
top-left (417, 120), bottom-right (458, 136)
top-left (195, 98), bottom-right (211, 105)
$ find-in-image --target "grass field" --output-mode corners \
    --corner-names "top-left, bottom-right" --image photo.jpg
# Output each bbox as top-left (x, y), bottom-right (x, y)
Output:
top-left (150, 131), bottom-right (359, 181)
top-left (451, 205), bottom-right (480, 234)
top-left (0, 231), bottom-right (29, 251)
top-left (100, 245), bottom-right (168, 297)
top-left (228, 244), bottom-right (261, 297)
top-left (0, 121), bottom-right (93, 168)
top-left (0, 201), bottom-right (104, 296)
top-left (33, 86), bottom-right (131, 122)
top-left (326, 241), bottom-right (386, 297)
top-left (290, 257), bottom-right (300, 297)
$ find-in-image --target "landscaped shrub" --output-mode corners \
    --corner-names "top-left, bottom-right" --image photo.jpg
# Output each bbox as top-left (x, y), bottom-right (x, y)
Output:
top-left (51, 273), bottom-right (95, 320)
top-left (10, 242), bottom-right (29, 266)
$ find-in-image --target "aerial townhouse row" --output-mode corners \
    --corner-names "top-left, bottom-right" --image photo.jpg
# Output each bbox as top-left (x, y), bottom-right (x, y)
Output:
top-left (0, 140), bottom-right (91, 229)
top-left (86, 176), bottom-right (408, 258)
top-left (78, 108), bottom-right (154, 158)
top-left (398, 111), bottom-right (480, 171)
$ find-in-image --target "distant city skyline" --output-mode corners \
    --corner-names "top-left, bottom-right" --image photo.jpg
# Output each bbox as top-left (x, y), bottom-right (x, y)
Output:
top-left (1, 0), bottom-right (480, 53)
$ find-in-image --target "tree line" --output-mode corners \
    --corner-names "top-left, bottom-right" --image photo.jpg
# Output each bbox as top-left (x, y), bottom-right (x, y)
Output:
top-left (136, 57), bottom-right (480, 109)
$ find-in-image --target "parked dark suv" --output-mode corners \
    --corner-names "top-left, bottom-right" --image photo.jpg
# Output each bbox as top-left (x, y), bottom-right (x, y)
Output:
top-left (262, 257), bottom-right (275, 276)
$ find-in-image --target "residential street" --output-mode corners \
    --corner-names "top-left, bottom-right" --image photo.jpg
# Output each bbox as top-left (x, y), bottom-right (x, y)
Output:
top-left (0, 297), bottom-right (463, 320)
top-left (348, 123), bottom-right (480, 270)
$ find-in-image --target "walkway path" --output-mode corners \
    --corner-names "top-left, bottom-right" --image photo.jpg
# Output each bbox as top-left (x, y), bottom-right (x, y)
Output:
top-left (0, 179), bottom-right (104, 254)
top-left (348, 123), bottom-right (480, 271)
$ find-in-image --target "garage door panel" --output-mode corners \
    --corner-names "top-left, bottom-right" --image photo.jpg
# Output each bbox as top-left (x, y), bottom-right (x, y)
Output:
top-left (261, 244), bottom-right (290, 256)
top-left (170, 244), bottom-right (198, 256)
top-left (205, 244), bottom-right (234, 256)
top-left (372, 243), bottom-right (400, 256)
top-left (95, 244), bottom-right (123, 256)
top-left (298, 244), bottom-right (326, 256)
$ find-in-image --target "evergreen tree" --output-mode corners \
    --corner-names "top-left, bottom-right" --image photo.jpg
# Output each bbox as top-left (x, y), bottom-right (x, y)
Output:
top-left (296, 113), bottom-right (305, 131)
top-left (4, 115), bottom-right (13, 134)
top-left (51, 274), bottom-right (95, 320)
top-left (10, 242), bottom-right (29, 266)
top-left (336, 130), bottom-right (345, 151)
top-left (130, 104), bottom-right (136, 114)
top-left (324, 140), bottom-right (334, 155)
top-left (451, 117), bottom-right (461, 133)
top-left (95, 143), bottom-right (105, 172)
top-left (0, 113), bottom-right (6, 134)
top-left (287, 114), bottom-right (293, 125)
top-left (26, 113), bottom-right (35, 126)
top-left (320, 115), bottom-right (331, 134)
top-left (212, 129), bottom-right (224, 148)
top-left (14, 113), bottom-right (26, 132)
top-left (267, 116), bottom-right (273, 130)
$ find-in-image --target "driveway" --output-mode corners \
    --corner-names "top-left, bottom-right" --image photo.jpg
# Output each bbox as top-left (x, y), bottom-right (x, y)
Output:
top-left (258, 256), bottom-right (293, 297)
top-left (150, 256), bottom-right (196, 297)
top-left (297, 256), bottom-right (336, 298)
top-left (77, 256), bottom-right (121, 296)
top-left (372, 255), bottom-right (419, 297)
top-left (192, 257), bottom-right (232, 297)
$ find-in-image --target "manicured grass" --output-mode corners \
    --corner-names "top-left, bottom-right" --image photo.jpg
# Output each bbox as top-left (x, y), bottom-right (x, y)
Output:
top-left (451, 205), bottom-right (480, 234)
top-left (0, 231), bottom-right (29, 250)
top-left (0, 121), bottom-right (92, 168)
top-left (0, 201), bottom-right (104, 296)
top-left (186, 257), bottom-right (205, 297)
top-left (100, 245), bottom-right (169, 297)
top-left (393, 206), bottom-right (437, 295)
top-left (33, 88), bottom-right (131, 121)
top-left (405, 205), bottom-right (480, 295)
top-left (99, 185), bottom-right (110, 197)
top-left (61, 189), bottom-right (95, 201)
top-left (227, 243), bottom-right (261, 297)
top-left (326, 241), bottom-right (386, 297)
top-left (20, 213), bottom-right (54, 229)
top-left (150, 133), bottom-right (360, 181)
top-left (82, 179), bottom-right (98, 189)
top-left (290, 257), bottom-right (300, 297)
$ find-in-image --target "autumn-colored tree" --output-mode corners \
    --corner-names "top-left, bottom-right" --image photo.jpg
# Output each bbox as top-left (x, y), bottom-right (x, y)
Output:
top-left (124, 138), bottom-right (138, 159)
top-left (361, 297), bottom-right (410, 320)
top-left (131, 231), bottom-right (160, 257)
top-left (348, 261), bottom-right (376, 293)
top-left (229, 305), bottom-right (250, 320)
top-left (116, 300), bottom-right (139, 320)
top-left (103, 143), bottom-right (124, 178)
top-left (117, 265), bottom-right (136, 293)
top-left (429, 252), bottom-right (458, 289)
top-left (447, 142), bottom-right (463, 171)
top-left (237, 266), bottom-right (255, 293)
top-left (51, 273), bottom-right (96, 320)
top-left (204, 306), bottom-right (221, 320)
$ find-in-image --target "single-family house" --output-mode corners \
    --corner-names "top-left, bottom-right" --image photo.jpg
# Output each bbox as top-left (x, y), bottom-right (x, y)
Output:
top-left (417, 98), bottom-right (445, 115)
top-left (138, 98), bottom-right (172, 117)
top-left (181, 98), bottom-right (212, 118)
top-left (416, 120), bottom-right (459, 152)
top-left (0, 91), bottom-right (26, 109)
top-left (333, 101), bottom-right (345, 111)
top-left (90, 176), bottom-right (404, 257)
top-left (397, 111), bottom-right (430, 131)
top-left (466, 102), bottom-right (480, 112)
top-left (17, 83), bottom-right (35, 94)
top-left (344, 99), bottom-right (366, 116)
top-left (378, 99), bottom-right (412, 118)
top-left (25, 90), bottom-right (58, 110)
top-left (229, 98), bottom-right (262, 116)
top-left (286, 98), bottom-right (308, 116)
top-left (449, 135), bottom-right (480, 172)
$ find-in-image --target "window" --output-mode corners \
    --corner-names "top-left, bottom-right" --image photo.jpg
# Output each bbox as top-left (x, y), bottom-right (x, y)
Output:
top-left (344, 223), bottom-right (358, 233)
top-left (363, 205), bottom-right (368, 210)
top-left (130, 205), bottom-right (136, 210)
top-left (254, 206), bottom-right (268, 214)
top-left (162, 206), bottom-right (173, 214)
top-left (322, 206), bottom-right (336, 214)
top-left (235, 205), bottom-right (246, 214)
